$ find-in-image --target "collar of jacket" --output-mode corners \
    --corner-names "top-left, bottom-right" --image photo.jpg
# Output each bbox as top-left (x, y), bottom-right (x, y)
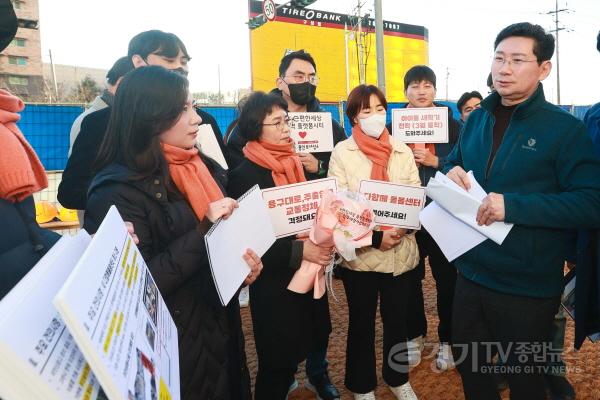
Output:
top-left (89, 163), bottom-right (170, 204)
top-left (345, 135), bottom-right (410, 155)
top-left (269, 88), bottom-right (322, 112)
top-left (480, 82), bottom-right (546, 120)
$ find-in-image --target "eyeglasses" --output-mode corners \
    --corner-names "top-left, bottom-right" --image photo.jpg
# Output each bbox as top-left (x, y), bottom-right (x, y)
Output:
top-left (492, 56), bottom-right (538, 68)
top-left (262, 116), bottom-right (290, 131)
top-left (283, 74), bottom-right (319, 85)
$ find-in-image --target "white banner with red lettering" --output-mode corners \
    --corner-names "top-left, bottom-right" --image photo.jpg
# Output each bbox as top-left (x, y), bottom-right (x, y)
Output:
top-left (288, 112), bottom-right (334, 153)
top-left (359, 179), bottom-right (426, 229)
top-left (391, 107), bottom-right (448, 143)
top-left (261, 178), bottom-right (338, 238)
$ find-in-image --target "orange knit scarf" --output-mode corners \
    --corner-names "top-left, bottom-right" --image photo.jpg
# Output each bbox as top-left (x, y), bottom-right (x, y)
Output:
top-left (161, 143), bottom-right (224, 220)
top-left (0, 90), bottom-right (47, 202)
top-left (243, 140), bottom-right (306, 186)
top-left (351, 125), bottom-right (392, 182)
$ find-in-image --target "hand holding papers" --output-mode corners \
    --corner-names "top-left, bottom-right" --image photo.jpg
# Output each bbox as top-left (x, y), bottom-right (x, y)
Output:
top-left (205, 185), bottom-right (276, 306)
top-left (419, 171), bottom-right (514, 261)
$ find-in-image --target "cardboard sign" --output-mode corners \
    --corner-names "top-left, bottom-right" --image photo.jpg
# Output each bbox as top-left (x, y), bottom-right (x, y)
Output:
top-left (261, 178), bottom-right (337, 238)
top-left (359, 179), bottom-right (426, 229)
top-left (391, 107), bottom-right (449, 143)
top-left (288, 112), bottom-right (334, 153)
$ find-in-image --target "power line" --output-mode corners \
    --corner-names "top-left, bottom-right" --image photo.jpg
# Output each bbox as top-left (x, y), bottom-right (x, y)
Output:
top-left (543, 0), bottom-right (573, 104)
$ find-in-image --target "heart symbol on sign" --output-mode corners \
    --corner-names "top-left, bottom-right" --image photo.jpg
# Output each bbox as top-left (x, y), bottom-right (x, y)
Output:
top-left (298, 131), bottom-right (308, 139)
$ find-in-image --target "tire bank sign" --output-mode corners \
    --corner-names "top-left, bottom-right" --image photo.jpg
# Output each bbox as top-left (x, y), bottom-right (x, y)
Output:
top-left (248, 0), bottom-right (429, 102)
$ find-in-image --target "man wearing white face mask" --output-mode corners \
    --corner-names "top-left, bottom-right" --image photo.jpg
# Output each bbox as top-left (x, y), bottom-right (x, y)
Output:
top-left (328, 85), bottom-right (421, 400)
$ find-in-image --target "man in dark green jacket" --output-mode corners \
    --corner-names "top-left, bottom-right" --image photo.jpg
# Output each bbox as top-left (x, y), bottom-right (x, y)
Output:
top-left (444, 22), bottom-right (600, 400)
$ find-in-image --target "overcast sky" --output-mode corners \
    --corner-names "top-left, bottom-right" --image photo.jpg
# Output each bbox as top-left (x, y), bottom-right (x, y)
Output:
top-left (39, 0), bottom-right (599, 105)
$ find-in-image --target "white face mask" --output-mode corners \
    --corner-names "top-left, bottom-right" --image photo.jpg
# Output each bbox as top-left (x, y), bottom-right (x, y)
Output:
top-left (358, 113), bottom-right (387, 138)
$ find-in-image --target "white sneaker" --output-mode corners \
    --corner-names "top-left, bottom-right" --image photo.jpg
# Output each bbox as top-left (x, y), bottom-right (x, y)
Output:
top-left (389, 382), bottom-right (418, 400)
top-left (407, 335), bottom-right (424, 368)
top-left (238, 286), bottom-right (249, 308)
top-left (353, 391), bottom-right (376, 400)
top-left (435, 343), bottom-right (455, 371)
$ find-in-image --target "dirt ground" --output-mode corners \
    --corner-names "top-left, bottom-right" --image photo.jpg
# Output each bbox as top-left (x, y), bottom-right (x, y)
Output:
top-left (240, 266), bottom-right (600, 400)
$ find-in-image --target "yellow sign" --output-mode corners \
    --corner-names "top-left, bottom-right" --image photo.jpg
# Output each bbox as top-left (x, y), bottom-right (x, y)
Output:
top-left (249, 1), bottom-right (429, 102)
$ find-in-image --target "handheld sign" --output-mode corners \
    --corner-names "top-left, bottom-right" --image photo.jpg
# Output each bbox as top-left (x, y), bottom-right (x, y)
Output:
top-left (359, 179), bottom-right (426, 229)
top-left (288, 112), bottom-right (334, 153)
top-left (391, 107), bottom-right (448, 143)
top-left (261, 178), bottom-right (337, 238)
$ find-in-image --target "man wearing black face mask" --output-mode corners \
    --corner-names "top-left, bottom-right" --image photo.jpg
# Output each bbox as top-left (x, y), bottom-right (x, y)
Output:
top-left (226, 50), bottom-right (347, 176)
top-left (59, 30), bottom-right (230, 211)
top-left (227, 50), bottom-right (345, 400)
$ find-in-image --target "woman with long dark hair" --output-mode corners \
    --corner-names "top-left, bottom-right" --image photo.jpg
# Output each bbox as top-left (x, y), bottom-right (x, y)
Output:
top-left (227, 91), bottom-right (334, 400)
top-left (84, 66), bottom-right (261, 400)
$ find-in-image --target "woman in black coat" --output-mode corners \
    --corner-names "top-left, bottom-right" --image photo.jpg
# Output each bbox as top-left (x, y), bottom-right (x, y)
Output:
top-left (227, 92), bottom-right (333, 400)
top-left (83, 66), bottom-right (262, 400)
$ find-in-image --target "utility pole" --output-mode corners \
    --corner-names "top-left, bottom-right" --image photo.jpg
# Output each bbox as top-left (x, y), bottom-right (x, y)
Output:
top-left (374, 0), bottom-right (386, 94)
top-left (357, 0), bottom-right (365, 84)
top-left (48, 49), bottom-right (58, 102)
top-left (545, 0), bottom-right (572, 105)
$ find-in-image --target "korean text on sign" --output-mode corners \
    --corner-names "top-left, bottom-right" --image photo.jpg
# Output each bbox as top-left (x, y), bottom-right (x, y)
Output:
top-left (358, 179), bottom-right (426, 229)
top-left (288, 112), bottom-right (334, 153)
top-left (261, 178), bottom-right (338, 238)
top-left (391, 107), bottom-right (449, 144)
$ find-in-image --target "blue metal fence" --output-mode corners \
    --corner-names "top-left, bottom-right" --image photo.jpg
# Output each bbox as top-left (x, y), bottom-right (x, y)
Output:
top-left (19, 104), bottom-right (84, 171)
top-left (17, 102), bottom-right (594, 171)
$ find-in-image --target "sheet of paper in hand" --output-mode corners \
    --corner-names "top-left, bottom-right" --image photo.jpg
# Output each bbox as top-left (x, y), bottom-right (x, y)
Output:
top-left (288, 112), bottom-right (334, 153)
top-left (205, 185), bottom-right (276, 306)
top-left (261, 177), bottom-right (337, 238)
top-left (0, 233), bottom-right (105, 400)
top-left (359, 179), bottom-right (425, 229)
top-left (391, 107), bottom-right (448, 143)
top-left (54, 206), bottom-right (180, 400)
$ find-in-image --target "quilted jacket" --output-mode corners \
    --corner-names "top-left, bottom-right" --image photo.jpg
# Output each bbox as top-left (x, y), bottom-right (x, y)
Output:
top-left (328, 136), bottom-right (421, 275)
top-left (84, 157), bottom-right (250, 400)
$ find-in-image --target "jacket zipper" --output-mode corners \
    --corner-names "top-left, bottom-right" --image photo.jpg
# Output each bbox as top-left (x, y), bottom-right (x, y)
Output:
top-left (485, 118), bottom-right (516, 183)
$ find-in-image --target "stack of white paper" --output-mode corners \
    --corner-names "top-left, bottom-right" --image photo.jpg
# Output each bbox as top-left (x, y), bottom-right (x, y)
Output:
top-left (0, 233), bottom-right (105, 400)
top-left (54, 206), bottom-right (180, 400)
top-left (205, 185), bottom-right (277, 306)
top-left (419, 171), bottom-right (514, 261)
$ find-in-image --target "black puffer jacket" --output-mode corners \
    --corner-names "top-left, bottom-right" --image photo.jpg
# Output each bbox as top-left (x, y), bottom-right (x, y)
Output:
top-left (0, 195), bottom-right (60, 299)
top-left (83, 156), bottom-right (250, 400)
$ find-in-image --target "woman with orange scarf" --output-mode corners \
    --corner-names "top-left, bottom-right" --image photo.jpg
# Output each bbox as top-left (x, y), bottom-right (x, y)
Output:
top-left (327, 85), bottom-right (421, 400)
top-left (83, 66), bottom-right (261, 400)
top-left (227, 92), bottom-right (334, 400)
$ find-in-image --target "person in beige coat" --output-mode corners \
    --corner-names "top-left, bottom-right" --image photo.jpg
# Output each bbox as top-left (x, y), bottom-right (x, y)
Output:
top-left (328, 85), bottom-right (421, 400)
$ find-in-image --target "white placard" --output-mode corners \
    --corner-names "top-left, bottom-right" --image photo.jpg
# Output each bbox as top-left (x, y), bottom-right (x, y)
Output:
top-left (288, 112), bottom-right (334, 153)
top-left (359, 180), bottom-right (425, 229)
top-left (261, 178), bottom-right (337, 238)
top-left (54, 207), bottom-right (180, 400)
top-left (205, 185), bottom-right (276, 306)
top-left (196, 124), bottom-right (228, 170)
top-left (391, 107), bottom-right (448, 143)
